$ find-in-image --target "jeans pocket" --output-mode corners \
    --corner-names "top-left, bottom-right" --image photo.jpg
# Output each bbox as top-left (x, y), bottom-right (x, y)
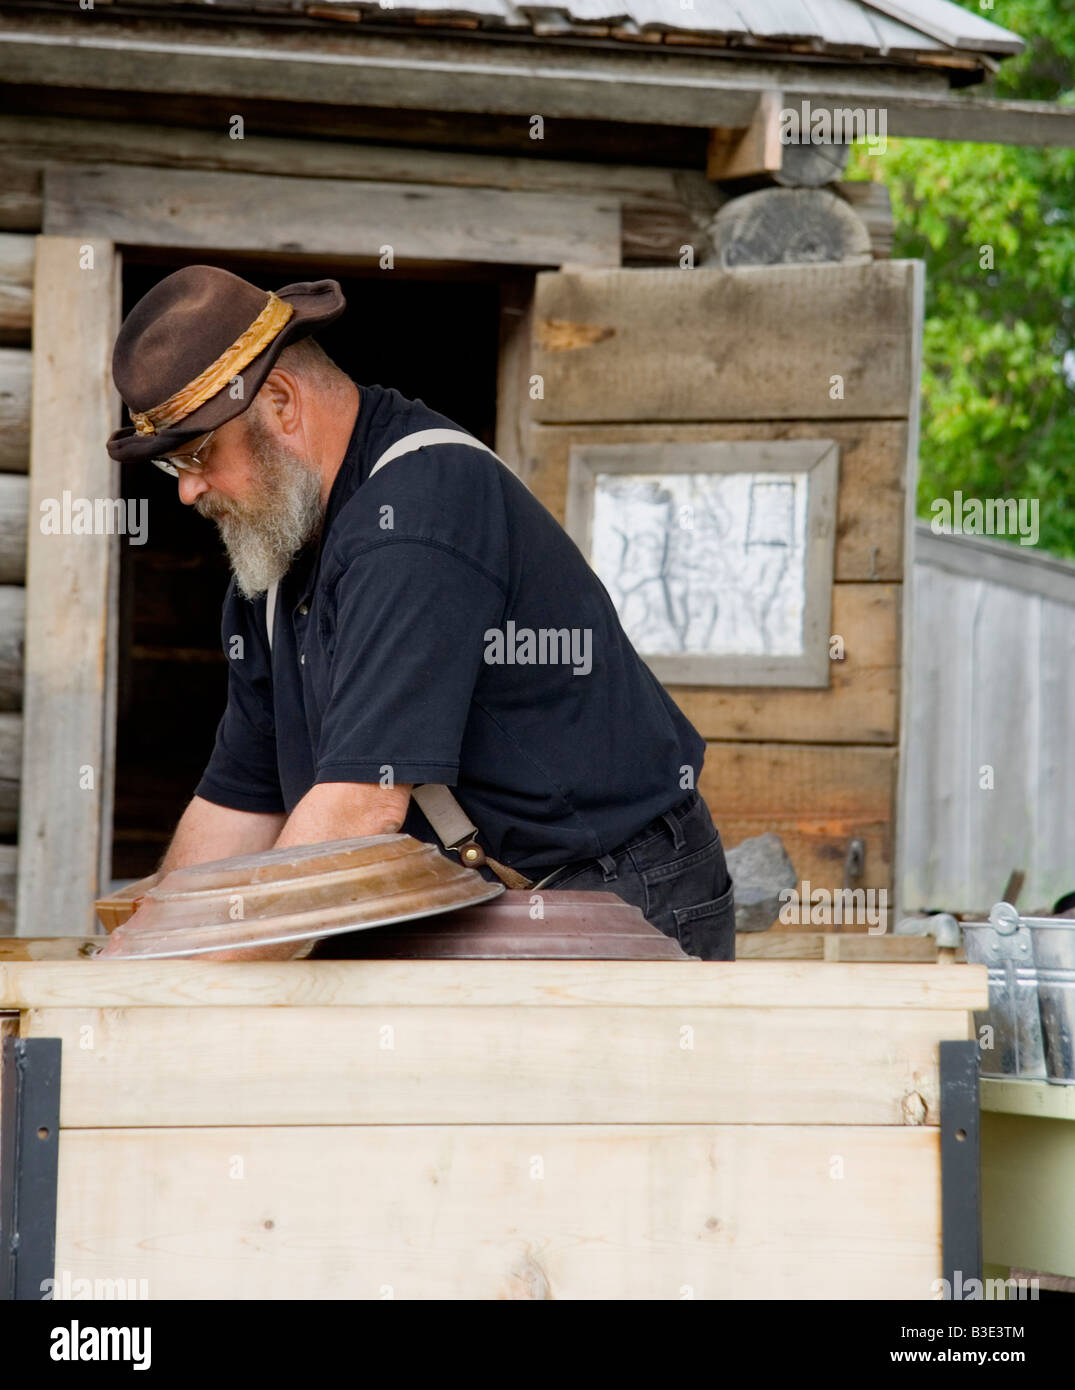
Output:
top-left (672, 882), bottom-right (736, 961)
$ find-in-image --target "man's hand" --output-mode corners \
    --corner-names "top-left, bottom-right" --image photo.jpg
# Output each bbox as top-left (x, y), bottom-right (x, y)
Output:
top-left (273, 781), bottom-right (413, 849)
top-left (117, 785), bottom-right (413, 963)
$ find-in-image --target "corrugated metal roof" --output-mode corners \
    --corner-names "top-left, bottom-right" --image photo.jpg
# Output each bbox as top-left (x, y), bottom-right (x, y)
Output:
top-left (146, 0), bottom-right (1025, 64)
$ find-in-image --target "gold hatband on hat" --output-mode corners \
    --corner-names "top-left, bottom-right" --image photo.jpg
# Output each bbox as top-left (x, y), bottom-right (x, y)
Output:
top-left (130, 292), bottom-right (295, 437)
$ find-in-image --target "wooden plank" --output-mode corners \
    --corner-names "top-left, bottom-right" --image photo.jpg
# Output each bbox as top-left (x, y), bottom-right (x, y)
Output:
top-left (0, 586), bottom-right (25, 712)
top-left (25, 1004), bottom-right (963, 1128)
top-left (54, 1124), bottom-right (944, 1299)
top-left (981, 1078), bottom-right (1075, 1122)
top-left (824, 934), bottom-right (938, 963)
top-left (44, 164), bottom-right (622, 269)
top-left (494, 272), bottom-right (535, 477)
top-left (0, 161), bottom-right (41, 233)
top-left (915, 521), bottom-right (1075, 605)
top-left (968, 583), bottom-right (1040, 906)
top-left (704, 743), bottom-right (896, 904)
top-left (530, 420), bottom-right (908, 582)
top-left (0, 848), bottom-right (16, 934)
top-left (531, 262), bottom-right (918, 423)
top-left (735, 933), bottom-right (939, 961)
top-left (672, 583), bottom-right (900, 744)
top-left (0, 934), bottom-right (95, 961)
top-left (0, 232), bottom-right (33, 341)
top-left (0, 346), bottom-right (31, 473)
top-left (735, 931), bottom-right (825, 959)
top-left (17, 236), bottom-right (121, 937)
top-left (706, 91), bottom-right (784, 182)
top-left (0, 959), bottom-right (990, 1010)
top-left (1035, 597), bottom-right (1075, 907)
top-left (902, 565), bottom-right (980, 911)
top-left (0, 113), bottom-right (691, 203)
top-left (0, 714), bottom-right (21, 840)
top-left (0, 473), bottom-right (27, 583)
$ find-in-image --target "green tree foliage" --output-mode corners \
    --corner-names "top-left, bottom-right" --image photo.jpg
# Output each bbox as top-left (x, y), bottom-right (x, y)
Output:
top-left (846, 0), bottom-right (1075, 556)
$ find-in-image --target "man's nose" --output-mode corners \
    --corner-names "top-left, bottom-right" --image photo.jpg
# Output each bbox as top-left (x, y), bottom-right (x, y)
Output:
top-left (177, 471), bottom-right (211, 506)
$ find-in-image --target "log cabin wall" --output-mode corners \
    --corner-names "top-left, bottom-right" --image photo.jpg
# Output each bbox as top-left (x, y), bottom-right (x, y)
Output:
top-left (0, 230), bottom-right (31, 931)
top-left (0, 106), bottom-right (903, 934)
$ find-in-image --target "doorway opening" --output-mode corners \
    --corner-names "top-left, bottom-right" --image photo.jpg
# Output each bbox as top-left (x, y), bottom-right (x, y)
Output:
top-left (112, 252), bottom-right (512, 879)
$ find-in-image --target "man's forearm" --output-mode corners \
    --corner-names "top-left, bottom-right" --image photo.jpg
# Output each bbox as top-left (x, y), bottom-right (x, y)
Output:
top-left (159, 795), bottom-right (286, 873)
top-left (274, 781), bottom-right (413, 849)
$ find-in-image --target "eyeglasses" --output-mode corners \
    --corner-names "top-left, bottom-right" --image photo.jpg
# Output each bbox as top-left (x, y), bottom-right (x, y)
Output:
top-left (151, 429), bottom-right (217, 478)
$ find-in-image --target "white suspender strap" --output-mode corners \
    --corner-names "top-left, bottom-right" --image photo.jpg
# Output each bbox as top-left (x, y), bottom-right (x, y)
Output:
top-left (368, 427), bottom-right (497, 479)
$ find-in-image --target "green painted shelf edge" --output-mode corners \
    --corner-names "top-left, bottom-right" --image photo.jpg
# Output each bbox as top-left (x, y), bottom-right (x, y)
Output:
top-left (981, 1077), bottom-right (1075, 1121)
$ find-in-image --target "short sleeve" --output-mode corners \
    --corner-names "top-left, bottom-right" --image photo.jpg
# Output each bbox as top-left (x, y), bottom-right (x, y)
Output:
top-left (314, 540), bottom-right (506, 786)
top-left (194, 582), bottom-right (286, 814)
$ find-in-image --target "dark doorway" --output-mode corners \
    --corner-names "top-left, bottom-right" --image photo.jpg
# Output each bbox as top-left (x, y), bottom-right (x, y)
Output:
top-left (112, 254), bottom-right (506, 879)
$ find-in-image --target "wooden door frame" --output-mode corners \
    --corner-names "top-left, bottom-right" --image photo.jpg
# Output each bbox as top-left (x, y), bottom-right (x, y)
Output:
top-left (18, 236), bottom-right (122, 935)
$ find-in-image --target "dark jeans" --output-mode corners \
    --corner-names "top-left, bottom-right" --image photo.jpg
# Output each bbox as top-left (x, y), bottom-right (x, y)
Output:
top-left (540, 792), bottom-right (736, 961)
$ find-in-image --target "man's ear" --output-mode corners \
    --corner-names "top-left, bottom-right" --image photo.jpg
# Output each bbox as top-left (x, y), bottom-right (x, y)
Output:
top-left (260, 367), bottom-right (303, 434)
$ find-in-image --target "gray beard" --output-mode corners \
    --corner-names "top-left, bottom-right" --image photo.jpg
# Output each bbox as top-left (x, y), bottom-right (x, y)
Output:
top-left (196, 416), bottom-right (324, 600)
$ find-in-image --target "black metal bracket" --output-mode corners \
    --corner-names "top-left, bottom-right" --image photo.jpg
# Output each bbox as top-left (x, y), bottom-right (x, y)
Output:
top-left (939, 1038), bottom-right (981, 1296)
top-left (0, 1036), bottom-right (61, 1300)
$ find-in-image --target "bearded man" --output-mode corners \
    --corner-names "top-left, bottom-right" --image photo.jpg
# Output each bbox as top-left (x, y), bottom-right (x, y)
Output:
top-left (105, 266), bottom-right (735, 960)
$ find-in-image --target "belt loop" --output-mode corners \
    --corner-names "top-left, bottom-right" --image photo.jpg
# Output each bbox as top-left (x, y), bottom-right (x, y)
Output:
top-left (597, 853), bottom-right (618, 882)
top-left (661, 812), bottom-right (686, 852)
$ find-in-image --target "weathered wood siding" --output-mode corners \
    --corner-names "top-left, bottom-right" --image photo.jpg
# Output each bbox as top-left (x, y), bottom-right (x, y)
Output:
top-left (530, 261), bottom-right (923, 926)
top-left (902, 523), bottom-right (1075, 913)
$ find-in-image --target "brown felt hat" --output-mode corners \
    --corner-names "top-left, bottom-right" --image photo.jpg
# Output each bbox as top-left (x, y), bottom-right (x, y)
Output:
top-left (106, 265), bottom-right (347, 464)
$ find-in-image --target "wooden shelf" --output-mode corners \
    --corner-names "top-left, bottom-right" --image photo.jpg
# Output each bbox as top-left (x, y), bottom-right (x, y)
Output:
top-left (981, 1077), bottom-right (1075, 1122)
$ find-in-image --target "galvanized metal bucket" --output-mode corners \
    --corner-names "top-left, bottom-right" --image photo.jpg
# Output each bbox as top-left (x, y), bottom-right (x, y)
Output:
top-left (962, 904), bottom-right (1046, 1080)
top-left (963, 902), bottom-right (1075, 1086)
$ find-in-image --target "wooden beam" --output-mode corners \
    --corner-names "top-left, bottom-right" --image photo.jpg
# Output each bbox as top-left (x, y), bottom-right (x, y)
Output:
top-left (735, 931), bottom-right (939, 961)
top-left (0, 474), bottom-right (28, 584)
top-left (0, 13), bottom-right (955, 131)
top-left (0, 586), bottom-right (25, 712)
top-left (0, 348), bottom-right (31, 473)
top-left (494, 272), bottom-right (536, 476)
top-left (0, 233), bottom-right (33, 342)
top-left (0, 161), bottom-right (41, 233)
top-left (43, 164), bottom-right (622, 268)
top-left (707, 92), bottom-right (785, 182)
top-left (0, 846), bottom-right (16, 936)
top-left (1, 13), bottom-right (1069, 147)
top-left (17, 236), bottom-right (122, 937)
top-left (0, 959), bottom-right (989, 1010)
top-left (0, 113), bottom-right (690, 204)
top-left (531, 262), bottom-right (919, 423)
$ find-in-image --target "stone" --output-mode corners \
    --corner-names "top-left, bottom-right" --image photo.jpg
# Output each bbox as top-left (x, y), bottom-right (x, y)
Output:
top-left (725, 832), bottom-right (797, 933)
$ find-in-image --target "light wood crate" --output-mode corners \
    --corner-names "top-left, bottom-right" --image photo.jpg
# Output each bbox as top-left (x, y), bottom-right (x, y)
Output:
top-left (0, 958), bottom-right (987, 1300)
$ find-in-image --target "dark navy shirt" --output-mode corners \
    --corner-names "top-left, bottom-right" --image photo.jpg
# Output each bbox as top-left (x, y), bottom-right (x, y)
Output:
top-left (195, 382), bottom-right (706, 873)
